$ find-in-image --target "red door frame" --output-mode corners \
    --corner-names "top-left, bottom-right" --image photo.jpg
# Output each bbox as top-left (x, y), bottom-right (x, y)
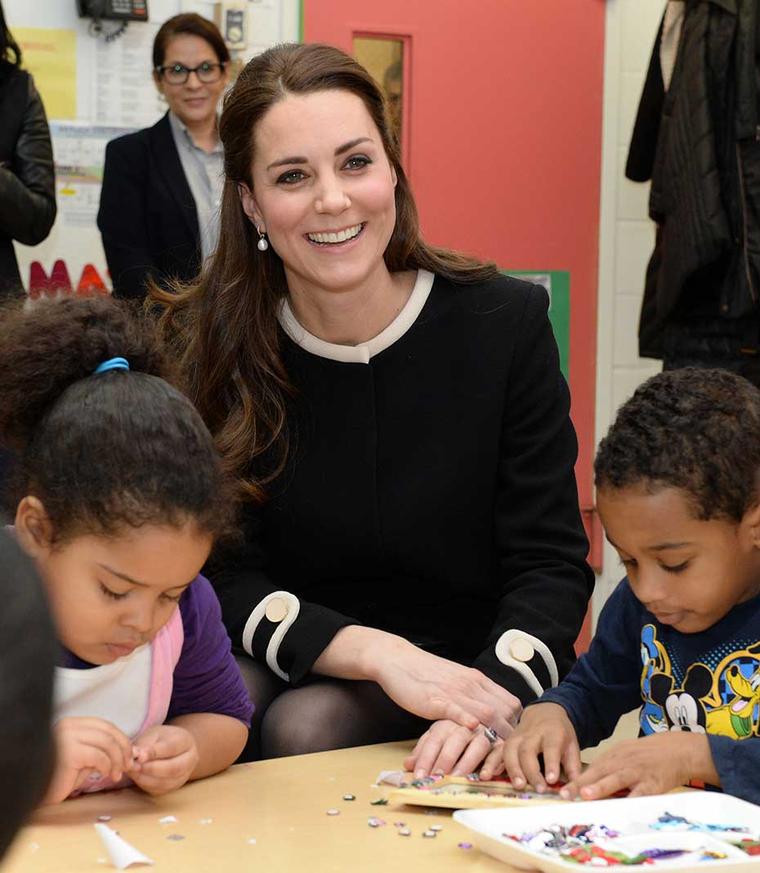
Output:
top-left (304, 2), bottom-right (604, 649)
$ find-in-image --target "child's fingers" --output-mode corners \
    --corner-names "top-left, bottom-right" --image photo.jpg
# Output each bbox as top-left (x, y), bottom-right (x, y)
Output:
top-left (561, 739), bottom-right (582, 782)
top-left (576, 768), bottom-right (631, 800)
top-left (479, 743), bottom-right (505, 781)
top-left (541, 730), bottom-right (579, 785)
top-left (71, 727), bottom-right (131, 780)
top-left (59, 718), bottom-right (133, 775)
top-left (563, 755), bottom-right (628, 801)
top-left (134, 731), bottom-right (188, 763)
top-left (136, 753), bottom-right (193, 781)
top-left (68, 735), bottom-right (117, 775)
top-left (502, 737), bottom-right (527, 787)
top-left (517, 738), bottom-right (548, 792)
top-left (130, 770), bottom-right (178, 797)
top-left (540, 735), bottom-right (566, 786)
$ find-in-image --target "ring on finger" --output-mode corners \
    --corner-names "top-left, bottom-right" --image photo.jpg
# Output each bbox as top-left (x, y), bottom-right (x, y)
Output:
top-left (483, 725), bottom-right (501, 745)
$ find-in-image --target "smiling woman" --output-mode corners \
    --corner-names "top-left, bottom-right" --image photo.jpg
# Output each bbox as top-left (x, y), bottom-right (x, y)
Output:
top-left (97, 13), bottom-right (230, 301)
top-left (156, 43), bottom-right (594, 775)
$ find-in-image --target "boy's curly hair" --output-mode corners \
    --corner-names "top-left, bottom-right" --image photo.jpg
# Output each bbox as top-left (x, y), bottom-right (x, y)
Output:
top-left (594, 368), bottom-right (760, 522)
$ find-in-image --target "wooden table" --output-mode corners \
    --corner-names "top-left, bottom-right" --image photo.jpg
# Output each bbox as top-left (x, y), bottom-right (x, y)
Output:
top-left (1, 741), bottom-right (518, 873)
top-left (2, 715), bottom-right (640, 873)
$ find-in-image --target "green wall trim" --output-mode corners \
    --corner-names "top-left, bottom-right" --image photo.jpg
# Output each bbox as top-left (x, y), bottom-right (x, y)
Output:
top-left (507, 270), bottom-right (570, 380)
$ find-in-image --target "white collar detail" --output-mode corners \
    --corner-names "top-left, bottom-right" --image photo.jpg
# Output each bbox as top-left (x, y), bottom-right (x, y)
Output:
top-left (278, 269), bottom-right (435, 363)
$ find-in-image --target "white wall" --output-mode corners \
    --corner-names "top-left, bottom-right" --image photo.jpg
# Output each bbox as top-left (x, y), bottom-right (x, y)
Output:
top-left (594, 0), bottom-right (664, 618)
top-left (5, 0), bottom-right (298, 292)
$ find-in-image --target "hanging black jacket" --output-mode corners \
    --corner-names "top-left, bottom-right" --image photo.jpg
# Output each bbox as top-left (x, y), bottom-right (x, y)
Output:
top-left (628, 0), bottom-right (760, 357)
top-left (0, 64), bottom-right (56, 300)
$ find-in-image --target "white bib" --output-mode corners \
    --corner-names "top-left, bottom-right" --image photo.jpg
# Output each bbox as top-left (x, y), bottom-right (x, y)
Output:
top-left (54, 644), bottom-right (152, 739)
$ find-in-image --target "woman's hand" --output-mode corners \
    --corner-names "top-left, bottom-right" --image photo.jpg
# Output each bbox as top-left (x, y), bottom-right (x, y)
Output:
top-left (44, 717), bottom-right (134, 804)
top-left (403, 719), bottom-right (509, 779)
top-left (129, 725), bottom-right (199, 796)
top-left (314, 626), bottom-right (521, 737)
top-left (371, 638), bottom-right (522, 738)
top-left (502, 702), bottom-right (581, 792)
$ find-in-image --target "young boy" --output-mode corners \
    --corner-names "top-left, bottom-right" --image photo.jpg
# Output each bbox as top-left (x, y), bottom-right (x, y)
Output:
top-left (500, 368), bottom-right (760, 803)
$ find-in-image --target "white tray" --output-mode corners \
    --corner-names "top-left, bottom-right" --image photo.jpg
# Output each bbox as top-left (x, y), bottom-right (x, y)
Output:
top-left (453, 791), bottom-right (760, 871)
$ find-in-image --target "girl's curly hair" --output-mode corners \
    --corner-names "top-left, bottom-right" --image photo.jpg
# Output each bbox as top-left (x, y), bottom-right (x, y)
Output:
top-left (0, 297), bottom-right (234, 542)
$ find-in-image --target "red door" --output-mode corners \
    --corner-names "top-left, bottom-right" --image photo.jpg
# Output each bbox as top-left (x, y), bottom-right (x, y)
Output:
top-left (304, 1), bottom-right (605, 648)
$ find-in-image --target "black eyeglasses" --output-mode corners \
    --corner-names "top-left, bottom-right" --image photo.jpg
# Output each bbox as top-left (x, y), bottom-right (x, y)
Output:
top-left (156, 61), bottom-right (226, 85)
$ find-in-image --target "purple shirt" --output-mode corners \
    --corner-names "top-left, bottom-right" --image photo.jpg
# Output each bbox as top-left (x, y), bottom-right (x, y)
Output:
top-left (60, 575), bottom-right (253, 728)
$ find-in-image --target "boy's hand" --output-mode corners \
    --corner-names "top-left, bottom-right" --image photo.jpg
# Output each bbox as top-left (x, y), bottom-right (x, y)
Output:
top-left (560, 732), bottom-right (706, 800)
top-left (44, 717), bottom-right (134, 804)
top-left (403, 719), bottom-right (510, 779)
top-left (129, 725), bottom-right (199, 796)
top-left (503, 702), bottom-right (581, 791)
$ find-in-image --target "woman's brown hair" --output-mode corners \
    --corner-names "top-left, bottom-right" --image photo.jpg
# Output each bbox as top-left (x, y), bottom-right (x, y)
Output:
top-left (152, 13), bottom-right (230, 69)
top-left (155, 42), bottom-right (499, 504)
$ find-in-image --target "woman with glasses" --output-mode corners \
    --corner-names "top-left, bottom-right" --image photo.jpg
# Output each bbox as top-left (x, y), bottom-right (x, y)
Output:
top-left (97, 13), bottom-right (229, 301)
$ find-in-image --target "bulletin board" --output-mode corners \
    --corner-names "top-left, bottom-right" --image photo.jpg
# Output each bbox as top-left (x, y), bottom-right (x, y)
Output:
top-left (5, 0), bottom-right (299, 294)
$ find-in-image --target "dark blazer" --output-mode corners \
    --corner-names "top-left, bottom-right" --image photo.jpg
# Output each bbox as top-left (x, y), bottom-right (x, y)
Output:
top-left (97, 112), bottom-right (201, 301)
top-left (0, 65), bottom-right (56, 300)
top-left (210, 275), bottom-right (594, 703)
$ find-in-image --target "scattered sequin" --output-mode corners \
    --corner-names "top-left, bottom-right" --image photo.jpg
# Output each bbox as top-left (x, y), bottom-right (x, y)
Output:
top-left (368, 817), bottom-right (386, 828)
top-left (342, 794), bottom-right (356, 801)
top-left (430, 824), bottom-right (443, 832)
top-left (159, 815), bottom-right (178, 824)
top-left (166, 834), bottom-right (185, 841)
top-left (393, 822), bottom-right (406, 828)
top-left (370, 798), bottom-right (388, 806)
top-left (422, 829), bottom-right (437, 838)
top-left (398, 827), bottom-right (411, 837)
top-left (458, 842), bottom-right (473, 850)
top-left (96, 815), bottom-right (112, 823)
top-left (326, 808), bottom-right (340, 816)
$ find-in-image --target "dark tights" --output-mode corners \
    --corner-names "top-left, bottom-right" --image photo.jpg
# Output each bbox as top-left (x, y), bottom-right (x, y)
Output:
top-left (235, 657), bottom-right (427, 762)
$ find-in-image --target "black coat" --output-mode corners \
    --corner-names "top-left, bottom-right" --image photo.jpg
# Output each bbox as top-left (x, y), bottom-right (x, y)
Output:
top-left (97, 112), bottom-right (201, 302)
top-left (0, 65), bottom-right (56, 300)
top-left (209, 274), bottom-right (594, 703)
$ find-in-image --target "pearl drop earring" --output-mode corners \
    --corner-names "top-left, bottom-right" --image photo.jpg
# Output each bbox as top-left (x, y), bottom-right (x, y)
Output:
top-left (257, 227), bottom-right (269, 252)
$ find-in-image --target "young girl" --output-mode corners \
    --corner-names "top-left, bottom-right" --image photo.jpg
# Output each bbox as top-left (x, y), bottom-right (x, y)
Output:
top-left (497, 368), bottom-right (760, 804)
top-left (0, 297), bottom-right (253, 804)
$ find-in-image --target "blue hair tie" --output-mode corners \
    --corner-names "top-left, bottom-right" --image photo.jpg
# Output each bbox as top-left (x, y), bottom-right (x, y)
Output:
top-left (93, 357), bottom-right (130, 375)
